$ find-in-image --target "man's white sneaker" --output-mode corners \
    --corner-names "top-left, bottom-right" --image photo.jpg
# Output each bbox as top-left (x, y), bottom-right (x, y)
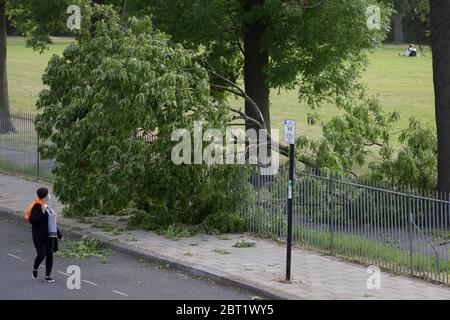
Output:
top-left (45, 276), bottom-right (55, 283)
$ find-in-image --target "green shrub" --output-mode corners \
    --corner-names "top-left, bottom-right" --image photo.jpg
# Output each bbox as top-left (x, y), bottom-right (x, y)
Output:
top-left (127, 203), bottom-right (173, 231)
top-left (201, 211), bottom-right (247, 234)
top-left (157, 223), bottom-right (193, 240)
top-left (35, 6), bottom-right (243, 230)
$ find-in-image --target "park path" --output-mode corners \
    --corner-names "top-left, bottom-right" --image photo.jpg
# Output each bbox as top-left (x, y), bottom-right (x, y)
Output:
top-left (0, 172), bottom-right (449, 300)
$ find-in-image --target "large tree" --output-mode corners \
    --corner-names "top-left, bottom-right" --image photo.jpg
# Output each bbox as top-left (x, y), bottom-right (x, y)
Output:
top-left (430, 0), bottom-right (450, 193)
top-left (0, 0), bottom-right (74, 133)
top-left (392, 0), bottom-right (404, 43)
top-left (382, 0), bottom-right (429, 44)
top-left (0, 0), bottom-right (124, 134)
top-left (127, 0), bottom-right (391, 136)
top-left (0, 0), bottom-right (13, 133)
top-left (35, 5), bottom-right (247, 231)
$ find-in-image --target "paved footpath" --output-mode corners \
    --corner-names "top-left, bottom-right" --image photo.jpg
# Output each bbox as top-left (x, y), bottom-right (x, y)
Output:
top-left (1, 172), bottom-right (449, 300)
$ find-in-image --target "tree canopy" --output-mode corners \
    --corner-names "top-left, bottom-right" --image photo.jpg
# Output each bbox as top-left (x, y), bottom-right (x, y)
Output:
top-left (35, 4), bottom-right (247, 232)
top-left (127, 0), bottom-right (392, 130)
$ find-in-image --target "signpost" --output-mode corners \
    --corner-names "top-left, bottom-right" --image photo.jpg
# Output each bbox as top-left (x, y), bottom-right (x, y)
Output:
top-left (284, 119), bottom-right (296, 282)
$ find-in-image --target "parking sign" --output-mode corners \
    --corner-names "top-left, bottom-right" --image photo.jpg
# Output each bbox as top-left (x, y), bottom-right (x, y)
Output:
top-left (284, 119), bottom-right (296, 145)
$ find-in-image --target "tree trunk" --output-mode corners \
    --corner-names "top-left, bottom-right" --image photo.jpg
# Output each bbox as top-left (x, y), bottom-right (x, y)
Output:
top-left (120, 0), bottom-right (127, 18)
top-left (430, 1), bottom-right (450, 193)
top-left (243, 0), bottom-right (271, 161)
top-left (393, 12), bottom-right (404, 44)
top-left (0, 0), bottom-right (14, 133)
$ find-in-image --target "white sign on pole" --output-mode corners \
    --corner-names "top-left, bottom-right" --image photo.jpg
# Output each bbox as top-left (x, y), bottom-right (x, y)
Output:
top-left (284, 119), bottom-right (296, 145)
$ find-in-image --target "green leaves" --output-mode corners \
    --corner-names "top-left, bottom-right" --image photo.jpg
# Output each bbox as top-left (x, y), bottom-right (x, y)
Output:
top-left (55, 236), bottom-right (108, 259)
top-left (7, 0), bottom-right (76, 52)
top-left (301, 103), bottom-right (438, 190)
top-left (370, 118), bottom-right (437, 190)
top-left (297, 89), bottom-right (400, 176)
top-left (35, 6), bottom-right (241, 224)
top-left (129, 0), bottom-right (391, 104)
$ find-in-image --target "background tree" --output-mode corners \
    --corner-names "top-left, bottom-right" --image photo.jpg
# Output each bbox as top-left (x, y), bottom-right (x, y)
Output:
top-left (127, 0), bottom-right (391, 137)
top-left (385, 0), bottom-right (429, 44)
top-left (0, 0), bottom-right (13, 133)
top-left (0, 0), bottom-right (124, 133)
top-left (391, 0), bottom-right (405, 44)
top-left (0, 0), bottom-right (73, 133)
top-left (430, 0), bottom-right (450, 193)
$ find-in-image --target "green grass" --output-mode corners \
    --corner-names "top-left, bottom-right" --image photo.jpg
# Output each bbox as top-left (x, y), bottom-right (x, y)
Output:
top-left (6, 38), bottom-right (435, 142)
top-left (7, 37), bottom-right (73, 113)
top-left (269, 45), bottom-right (435, 142)
top-left (92, 221), bottom-right (125, 236)
top-left (110, 228), bottom-right (124, 236)
top-left (232, 239), bottom-right (257, 248)
top-left (156, 223), bottom-right (193, 240)
top-left (126, 235), bottom-right (138, 242)
top-left (55, 236), bottom-right (108, 259)
top-left (245, 210), bottom-right (449, 282)
top-left (91, 221), bottom-right (116, 232)
top-left (0, 158), bottom-right (53, 180)
top-left (77, 216), bottom-right (94, 224)
top-left (294, 226), bottom-right (450, 277)
top-left (212, 248), bottom-right (231, 255)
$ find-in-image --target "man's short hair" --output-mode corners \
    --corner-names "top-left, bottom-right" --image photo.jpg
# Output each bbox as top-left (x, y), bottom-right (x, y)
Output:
top-left (36, 187), bottom-right (49, 200)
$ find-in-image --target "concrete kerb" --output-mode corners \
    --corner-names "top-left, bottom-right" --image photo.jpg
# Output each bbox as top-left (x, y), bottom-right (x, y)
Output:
top-left (0, 206), bottom-right (295, 300)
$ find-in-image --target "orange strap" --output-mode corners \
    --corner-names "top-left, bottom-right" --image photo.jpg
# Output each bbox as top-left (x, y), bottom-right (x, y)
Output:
top-left (24, 199), bottom-right (45, 221)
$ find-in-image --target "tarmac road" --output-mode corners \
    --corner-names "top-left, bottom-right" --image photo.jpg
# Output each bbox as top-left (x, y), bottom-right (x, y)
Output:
top-left (0, 219), bottom-right (258, 300)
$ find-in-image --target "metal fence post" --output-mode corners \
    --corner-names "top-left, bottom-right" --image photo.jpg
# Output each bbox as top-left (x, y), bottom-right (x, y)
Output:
top-left (328, 173), bottom-right (335, 254)
top-left (407, 186), bottom-right (414, 275)
top-left (257, 165), bottom-right (261, 234)
top-left (36, 132), bottom-right (40, 178)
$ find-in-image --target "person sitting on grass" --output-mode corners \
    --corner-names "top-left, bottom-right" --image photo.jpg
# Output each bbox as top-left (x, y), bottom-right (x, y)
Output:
top-left (27, 187), bottom-right (63, 283)
top-left (399, 44), bottom-right (417, 57)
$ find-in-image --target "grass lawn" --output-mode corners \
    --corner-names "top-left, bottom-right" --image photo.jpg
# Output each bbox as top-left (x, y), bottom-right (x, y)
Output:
top-left (7, 37), bottom-right (72, 113)
top-left (269, 45), bottom-right (435, 141)
top-left (7, 38), bottom-right (435, 141)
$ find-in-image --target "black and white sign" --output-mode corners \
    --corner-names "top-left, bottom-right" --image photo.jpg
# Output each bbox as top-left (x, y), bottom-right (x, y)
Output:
top-left (284, 119), bottom-right (296, 145)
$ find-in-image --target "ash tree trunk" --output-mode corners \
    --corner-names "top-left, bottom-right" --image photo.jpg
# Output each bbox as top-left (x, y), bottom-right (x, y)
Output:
top-left (393, 12), bottom-right (404, 44)
top-left (0, 0), bottom-right (14, 133)
top-left (243, 0), bottom-right (271, 158)
top-left (430, 0), bottom-right (450, 193)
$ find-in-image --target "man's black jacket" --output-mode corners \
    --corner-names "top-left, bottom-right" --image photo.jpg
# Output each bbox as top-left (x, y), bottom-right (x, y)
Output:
top-left (29, 203), bottom-right (62, 251)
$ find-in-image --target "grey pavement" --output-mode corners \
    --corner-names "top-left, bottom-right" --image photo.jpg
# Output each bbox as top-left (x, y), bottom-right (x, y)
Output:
top-left (0, 171), bottom-right (449, 300)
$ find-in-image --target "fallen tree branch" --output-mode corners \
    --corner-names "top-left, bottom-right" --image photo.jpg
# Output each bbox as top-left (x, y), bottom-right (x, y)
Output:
top-left (199, 58), bottom-right (267, 131)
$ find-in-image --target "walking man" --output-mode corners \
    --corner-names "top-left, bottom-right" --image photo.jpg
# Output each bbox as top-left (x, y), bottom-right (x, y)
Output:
top-left (27, 187), bottom-right (63, 283)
